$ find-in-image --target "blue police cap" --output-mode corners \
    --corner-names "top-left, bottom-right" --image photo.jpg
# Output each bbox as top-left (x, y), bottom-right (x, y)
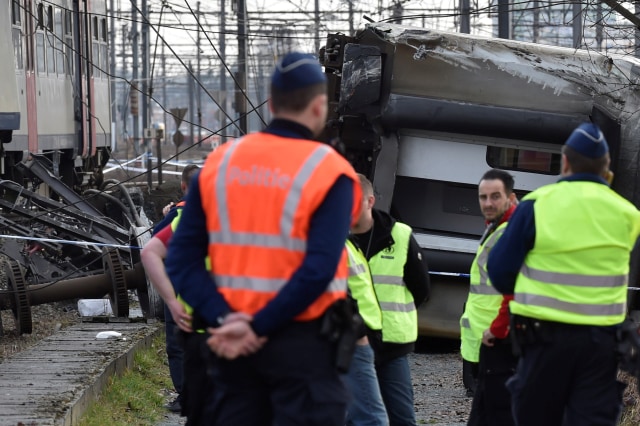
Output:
top-left (565, 123), bottom-right (609, 159)
top-left (271, 52), bottom-right (327, 92)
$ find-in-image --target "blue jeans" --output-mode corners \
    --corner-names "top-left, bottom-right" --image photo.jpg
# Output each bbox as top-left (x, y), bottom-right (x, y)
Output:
top-left (376, 354), bottom-right (416, 426)
top-left (343, 344), bottom-right (389, 426)
top-left (165, 303), bottom-right (184, 396)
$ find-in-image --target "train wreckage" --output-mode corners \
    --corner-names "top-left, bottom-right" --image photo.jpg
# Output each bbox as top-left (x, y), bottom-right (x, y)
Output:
top-left (320, 22), bottom-right (640, 337)
top-left (0, 154), bottom-right (161, 335)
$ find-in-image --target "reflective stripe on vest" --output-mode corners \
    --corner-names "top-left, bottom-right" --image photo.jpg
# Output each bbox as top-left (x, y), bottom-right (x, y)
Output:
top-left (201, 134), bottom-right (361, 321)
top-left (460, 222), bottom-right (506, 363)
top-left (346, 239), bottom-right (383, 331)
top-left (510, 181), bottom-right (640, 326)
top-left (369, 222), bottom-right (417, 343)
top-left (170, 206), bottom-right (184, 232)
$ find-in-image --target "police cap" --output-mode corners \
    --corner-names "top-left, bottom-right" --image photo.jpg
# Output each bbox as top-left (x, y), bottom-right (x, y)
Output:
top-left (565, 123), bottom-right (609, 159)
top-left (271, 52), bottom-right (327, 92)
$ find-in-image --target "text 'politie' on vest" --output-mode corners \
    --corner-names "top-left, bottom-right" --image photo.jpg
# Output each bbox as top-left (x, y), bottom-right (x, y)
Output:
top-left (227, 165), bottom-right (292, 189)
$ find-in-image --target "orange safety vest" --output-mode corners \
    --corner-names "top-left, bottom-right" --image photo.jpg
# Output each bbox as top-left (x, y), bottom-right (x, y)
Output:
top-left (200, 133), bottom-right (362, 321)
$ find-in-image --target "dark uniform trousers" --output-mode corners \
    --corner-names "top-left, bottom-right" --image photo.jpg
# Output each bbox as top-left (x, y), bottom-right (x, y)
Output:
top-left (507, 317), bottom-right (624, 426)
top-left (467, 338), bottom-right (517, 426)
top-left (205, 318), bottom-right (348, 426)
top-left (181, 330), bottom-right (216, 426)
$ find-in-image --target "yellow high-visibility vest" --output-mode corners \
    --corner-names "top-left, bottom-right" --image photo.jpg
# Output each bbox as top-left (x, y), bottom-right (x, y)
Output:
top-left (511, 181), bottom-right (640, 325)
top-left (346, 239), bottom-right (383, 331)
top-left (369, 222), bottom-right (417, 343)
top-left (460, 222), bottom-right (507, 363)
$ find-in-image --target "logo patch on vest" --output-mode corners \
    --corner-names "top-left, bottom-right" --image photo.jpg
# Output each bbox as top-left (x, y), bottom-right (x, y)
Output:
top-left (227, 165), bottom-right (292, 189)
top-left (381, 246), bottom-right (395, 259)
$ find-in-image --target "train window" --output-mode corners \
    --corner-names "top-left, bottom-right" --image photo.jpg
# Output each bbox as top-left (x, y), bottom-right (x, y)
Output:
top-left (100, 19), bottom-right (108, 79)
top-left (36, 33), bottom-right (46, 73)
top-left (101, 44), bottom-right (107, 78)
top-left (13, 30), bottom-right (23, 71)
top-left (64, 10), bottom-right (72, 35)
top-left (486, 146), bottom-right (561, 175)
top-left (11, 0), bottom-right (21, 25)
top-left (12, 0), bottom-right (23, 70)
top-left (101, 19), bottom-right (107, 42)
top-left (47, 5), bottom-right (53, 31)
top-left (93, 16), bottom-right (99, 40)
top-left (55, 7), bottom-right (64, 75)
top-left (46, 6), bottom-right (55, 74)
top-left (63, 10), bottom-right (72, 75)
top-left (37, 3), bottom-right (44, 29)
top-left (93, 41), bottom-right (100, 78)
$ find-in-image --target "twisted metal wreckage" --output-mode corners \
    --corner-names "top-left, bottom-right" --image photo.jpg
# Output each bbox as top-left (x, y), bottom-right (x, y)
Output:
top-left (0, 154), bottom-right (161, 336)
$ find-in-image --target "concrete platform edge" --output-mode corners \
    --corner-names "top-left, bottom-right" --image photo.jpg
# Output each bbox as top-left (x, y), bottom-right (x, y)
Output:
top-left (60, 323), bottom-right (163, 426)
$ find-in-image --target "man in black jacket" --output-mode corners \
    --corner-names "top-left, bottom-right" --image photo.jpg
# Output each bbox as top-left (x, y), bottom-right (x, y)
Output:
top-left (351, 174), bottom-right (430, 426)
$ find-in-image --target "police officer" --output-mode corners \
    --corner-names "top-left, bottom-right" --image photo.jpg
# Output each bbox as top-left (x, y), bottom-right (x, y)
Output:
top-left (143, 194), bottom-right (219, 425)
top-left (143, 164), bottom-right (199, 415)
top-left (165, 52), bottom-right (362, 426)
top-left (488, 122), bottom-right (640, 426)
top-left (461, 169), bottom-right (517, 426)
top-left (152, 164), bottom-right (200, 235)
top-left (351, 174), bottom-right (430, 426)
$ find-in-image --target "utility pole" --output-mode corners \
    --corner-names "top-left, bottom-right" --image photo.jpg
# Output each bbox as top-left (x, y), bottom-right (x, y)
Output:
top-left (131, 0), bottom-right (139, 155)
top-left (497, 0), bottom-right (510, 39)
top-left (220, 0), bottom-right (227, 144)
top-left (159, 43), bottom-right (166, 185)
top-left (596, 2), bottom-right (602, 51)
top-left (636, 2), bottom-right (640, 57)
top-left (314, 0), bottom-right (320, 54)
top-left (572, 1), bottom-right (582, 48)
top-left (189, 61), bottom-right (195, 145)
top-left (196, 1), bottom-right (202, 147)
top-left (348, 0), bottom-right (354, 34)
top-left (460, 0), bottom-right (470, 33)
top-left (121, 25), bottom-right (128, 142)
top-left (533, 0), bottom-right (539, 42)
top-left (237, 0), bottom-right (248, 134)
top-left (162, 43), bottom-right (167, 143)
top-left (391, 1), bottom-right (403, 24)
top-left (109, 0), bottom-right (116, 151)
top-left (141, 0), bottom-right (151, 189)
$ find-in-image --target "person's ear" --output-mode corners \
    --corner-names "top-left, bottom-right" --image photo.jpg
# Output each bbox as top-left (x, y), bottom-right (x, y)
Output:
top-left (310, 94), bottom-right (327, 118)
top-left (561, 154), bottom-right (571, 175)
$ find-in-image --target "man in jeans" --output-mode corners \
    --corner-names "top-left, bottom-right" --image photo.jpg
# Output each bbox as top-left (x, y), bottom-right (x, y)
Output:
top-left (351, 174), bottom-right (430, 426)
top-left (343, 184), bottom-right (388, 425)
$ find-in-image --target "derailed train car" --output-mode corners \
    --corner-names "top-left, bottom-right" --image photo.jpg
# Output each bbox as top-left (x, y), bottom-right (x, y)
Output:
top-left (320, 22), bottom-right (640, 338)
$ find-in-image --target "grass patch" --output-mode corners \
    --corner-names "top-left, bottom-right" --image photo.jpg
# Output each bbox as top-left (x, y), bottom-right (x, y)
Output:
top-left (620, 372), bottom-right (640, 426)
top-left (78, 333), bottom-right (173, 426)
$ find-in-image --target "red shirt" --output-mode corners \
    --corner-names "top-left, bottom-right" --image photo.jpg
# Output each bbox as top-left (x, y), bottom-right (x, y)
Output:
top-left (155, 223), bottom-right (173, 247)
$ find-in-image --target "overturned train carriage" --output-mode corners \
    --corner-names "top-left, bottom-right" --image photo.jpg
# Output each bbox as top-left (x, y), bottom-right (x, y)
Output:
top-left (320, 22), bottom-right (640, 338)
